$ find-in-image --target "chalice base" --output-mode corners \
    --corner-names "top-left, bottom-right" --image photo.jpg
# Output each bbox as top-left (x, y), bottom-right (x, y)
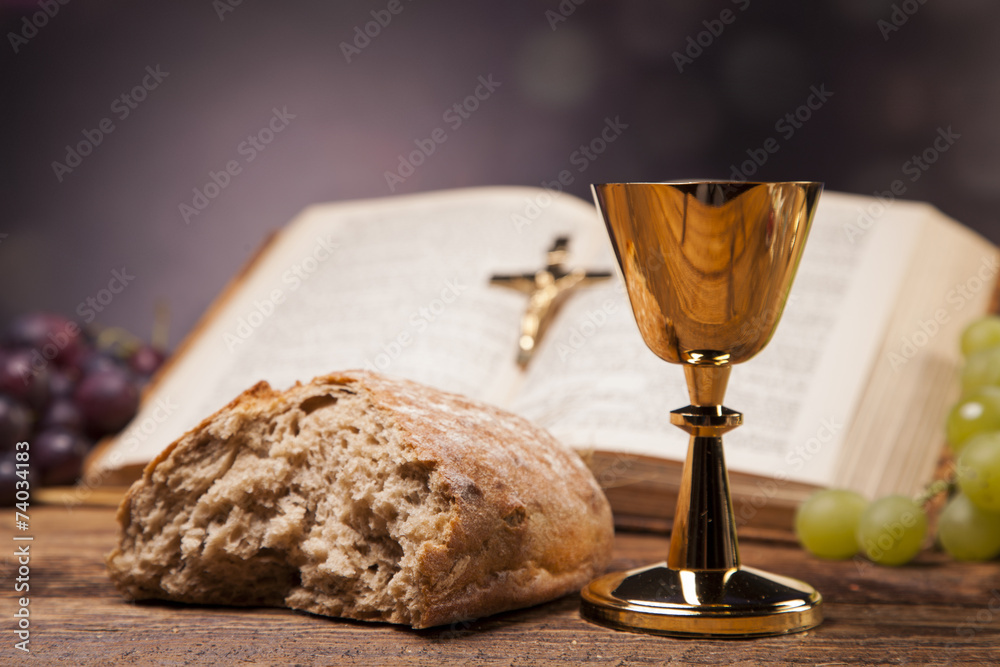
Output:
top-left (581, 562), bottom-right (822, 638)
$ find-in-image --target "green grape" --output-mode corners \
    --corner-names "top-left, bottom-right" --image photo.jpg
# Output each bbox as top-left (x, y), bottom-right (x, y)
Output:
top-left (795, 489), bottom-right (868, 559)
top-left (961, 347), bottom-right (1000, 396)
top-left (956, 433), bottom-right (1000, 512)
top-left (961, 315), bottom-right (1000, 357)
top-left (945, 386), bottom-right (1000, 454)
top-left (937, 493), bottom-right (1000, 561)
top-left (856, 495), bottom-right (927, 565)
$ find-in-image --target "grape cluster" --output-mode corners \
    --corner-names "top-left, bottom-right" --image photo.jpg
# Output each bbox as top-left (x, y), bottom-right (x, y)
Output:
top-left (0, 313), bottom-right (164, 504)
top-left (796, 315), bottom-right (1000, 565)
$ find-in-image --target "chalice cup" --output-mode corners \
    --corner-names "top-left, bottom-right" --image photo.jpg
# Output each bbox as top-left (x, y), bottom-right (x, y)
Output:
top-left (581, 181), bottom-right (824, 637)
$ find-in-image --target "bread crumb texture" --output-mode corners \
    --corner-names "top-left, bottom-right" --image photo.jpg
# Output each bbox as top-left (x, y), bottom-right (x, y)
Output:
top-left (106, 371), bottom-right (614, 628)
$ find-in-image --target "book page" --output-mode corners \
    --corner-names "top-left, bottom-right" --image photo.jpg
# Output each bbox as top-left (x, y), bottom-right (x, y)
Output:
top-left (511, 192), bottom-right (920, 486)
top-left (97, 187), bottom-right (602, 471)
top-left (834, 205), bottom-right (999, 498)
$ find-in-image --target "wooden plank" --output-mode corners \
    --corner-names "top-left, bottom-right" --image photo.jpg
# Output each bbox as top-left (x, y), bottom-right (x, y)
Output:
top-left (3, 506), bottom-right (998, 665)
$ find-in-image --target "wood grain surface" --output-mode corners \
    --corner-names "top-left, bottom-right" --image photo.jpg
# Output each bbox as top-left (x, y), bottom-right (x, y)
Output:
top-left (3, 505), bottom-right (998, 665)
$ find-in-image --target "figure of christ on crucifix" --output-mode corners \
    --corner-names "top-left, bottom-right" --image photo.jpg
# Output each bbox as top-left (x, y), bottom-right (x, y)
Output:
top-left (490, 236), bottom-right (612, 368)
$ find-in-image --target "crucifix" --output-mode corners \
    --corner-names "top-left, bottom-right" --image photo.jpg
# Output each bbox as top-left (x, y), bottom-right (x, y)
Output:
top-left (490, 236), bottom-right (612, 368)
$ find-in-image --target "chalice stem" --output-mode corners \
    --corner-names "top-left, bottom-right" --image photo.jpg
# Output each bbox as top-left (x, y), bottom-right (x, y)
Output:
top-left (668, 433), bottom-right (740, 570)
top-left (668, 362), bottom-right (741, 570)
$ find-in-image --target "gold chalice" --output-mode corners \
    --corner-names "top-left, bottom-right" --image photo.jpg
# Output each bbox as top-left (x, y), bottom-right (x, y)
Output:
top-left (582, 181), bottom-right (824, 637)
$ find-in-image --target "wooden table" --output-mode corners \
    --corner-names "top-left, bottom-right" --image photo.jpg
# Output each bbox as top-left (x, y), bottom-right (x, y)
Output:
top-left (6, 505), bottom-right (999, 665)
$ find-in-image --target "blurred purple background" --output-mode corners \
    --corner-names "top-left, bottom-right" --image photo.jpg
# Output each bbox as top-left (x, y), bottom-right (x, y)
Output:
top-left (2, 1), bottom-right (1000, 347)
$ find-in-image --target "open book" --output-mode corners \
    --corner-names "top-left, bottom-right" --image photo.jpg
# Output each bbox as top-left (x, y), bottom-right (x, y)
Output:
top-left (86, 187), bottom-right (998, 529)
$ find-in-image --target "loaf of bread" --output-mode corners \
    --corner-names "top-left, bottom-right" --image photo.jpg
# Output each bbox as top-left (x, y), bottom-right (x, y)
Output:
top-left (106, 370), bottom-right (614, 628)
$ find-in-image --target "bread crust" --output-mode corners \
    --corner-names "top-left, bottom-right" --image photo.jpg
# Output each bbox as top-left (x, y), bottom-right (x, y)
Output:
top-left (107, 370), bottom-right (614, 628)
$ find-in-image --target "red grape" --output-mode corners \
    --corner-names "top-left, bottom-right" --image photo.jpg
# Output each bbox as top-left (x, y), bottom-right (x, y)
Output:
top-left (41, 398), bottom-right (84, 432)
top-left (74, 368), bottom-right (139, 435)
top-left (0, 349), bottom-right (50, 410)
top-left (4, 313), bottom-right (84, 369)
top-left (34, 428), bottom-right (90, 486)
top-left (48, 369), bottom-right (76, 398)
top-left (0, 453), bottom-right (18, 506)
top-left (0, 394), bottom-right (31, 452)
top-left (76, 350), bottom-right (125, 376)
top-left (129, 344), bottom-right (165, 377)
